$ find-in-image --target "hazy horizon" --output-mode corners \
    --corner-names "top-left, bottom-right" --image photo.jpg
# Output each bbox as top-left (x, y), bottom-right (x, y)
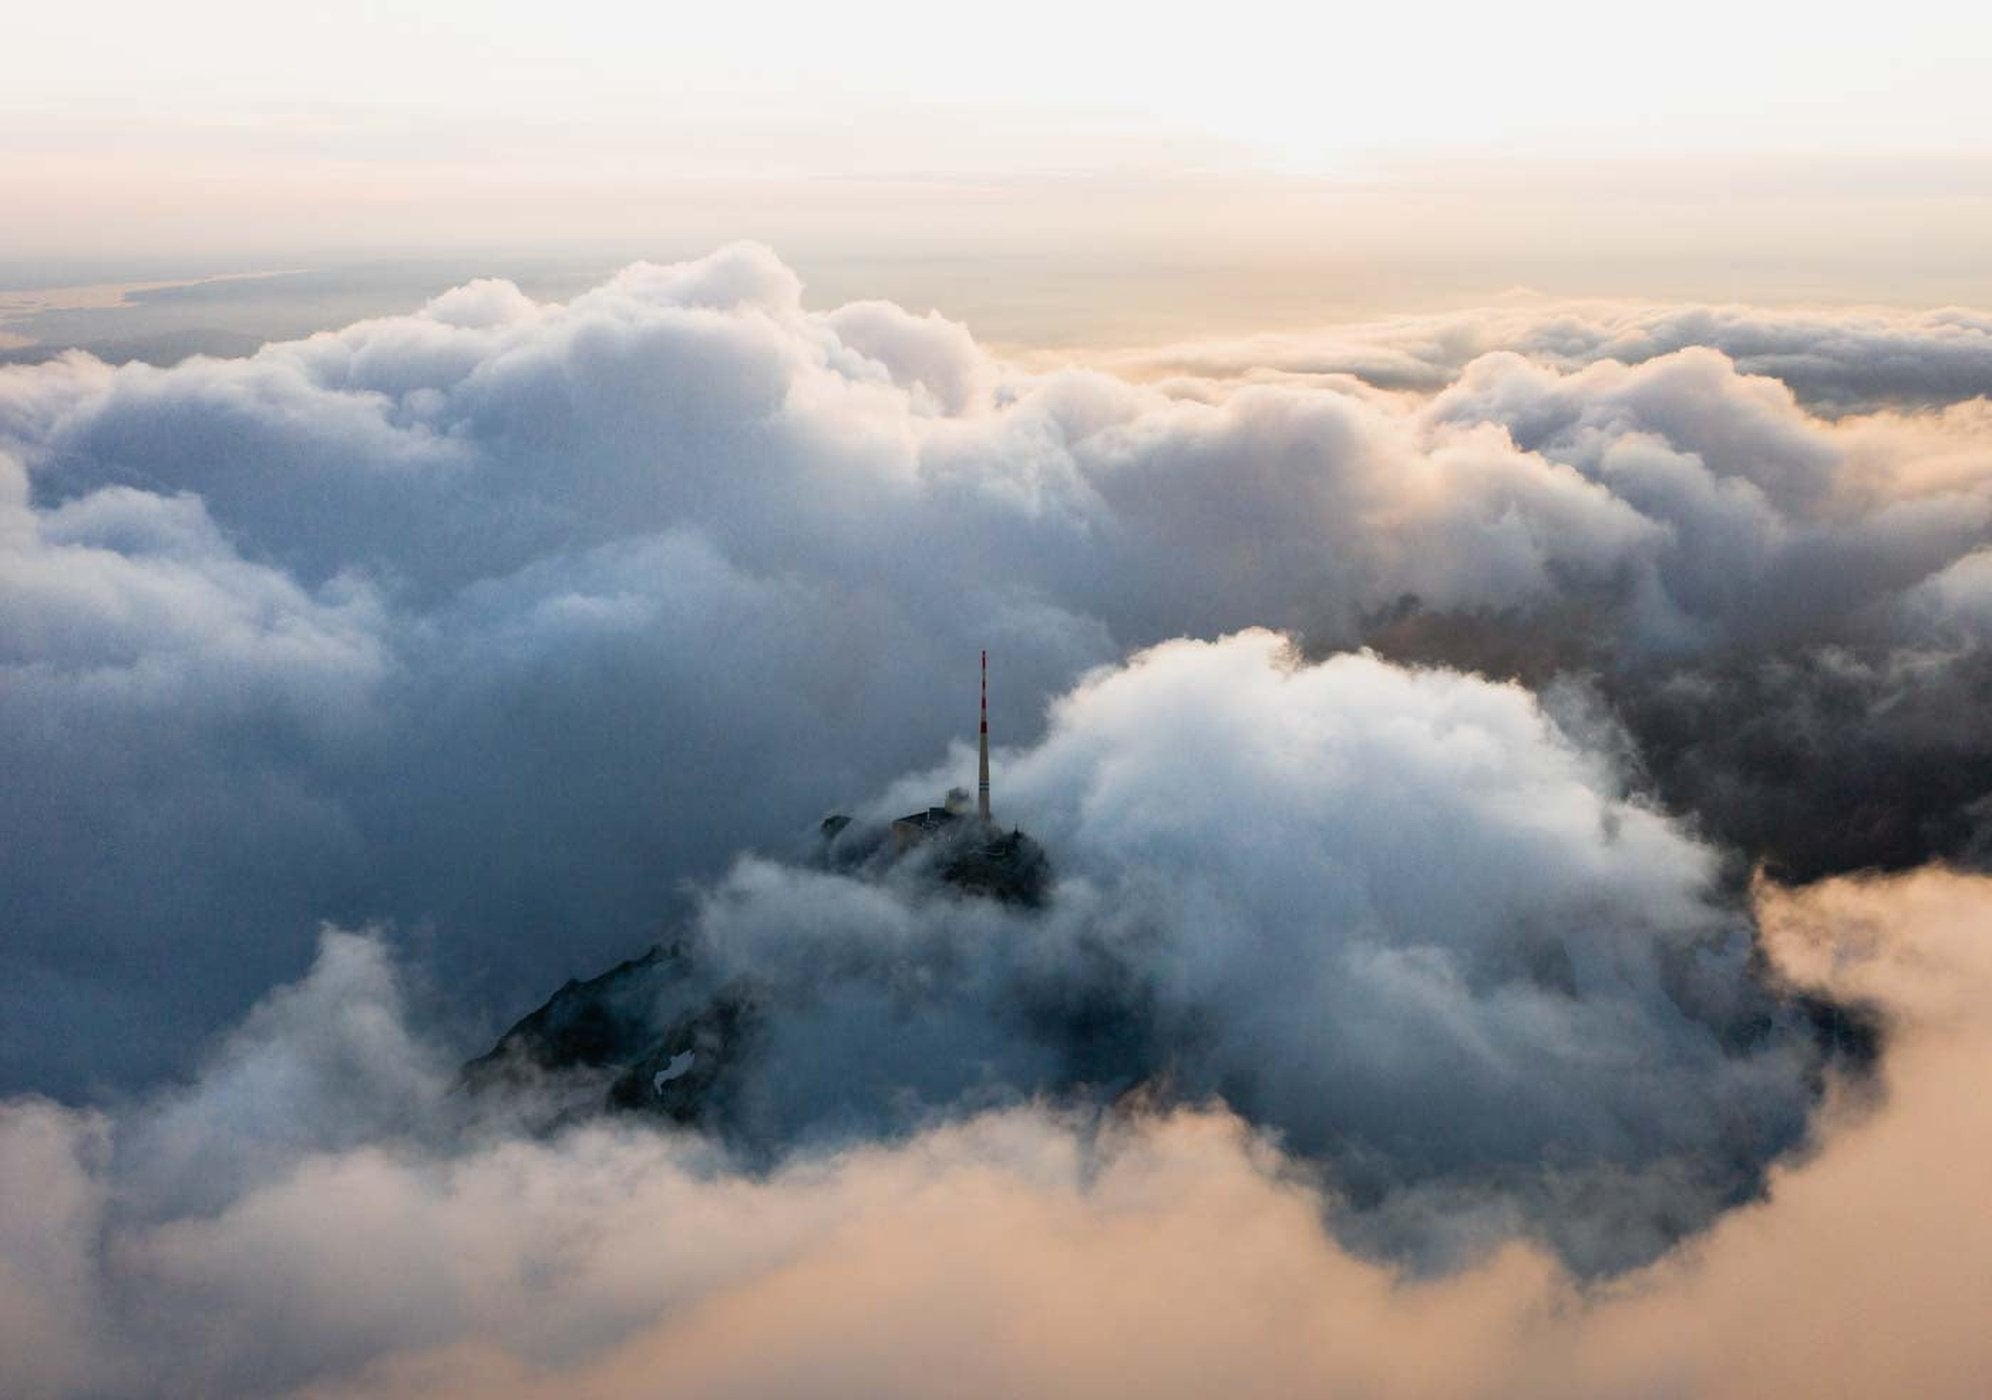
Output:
top-left (11, 1), bottom-right (1992, 343)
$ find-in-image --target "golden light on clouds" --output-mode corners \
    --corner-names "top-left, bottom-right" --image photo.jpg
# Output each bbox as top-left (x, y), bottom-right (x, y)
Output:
top-left (91, 872), bottom-right (1967, 1399)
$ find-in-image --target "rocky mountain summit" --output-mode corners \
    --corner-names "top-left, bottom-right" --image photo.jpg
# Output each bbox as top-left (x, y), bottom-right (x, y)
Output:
top-left (463, 814), bottom-right (1051, 1133)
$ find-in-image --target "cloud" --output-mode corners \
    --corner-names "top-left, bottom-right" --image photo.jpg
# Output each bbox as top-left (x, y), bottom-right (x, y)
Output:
top-left (1111, 299), bottom-right (1992, 415)
top-left (2, 244), bottom-right (1990, 1100)
top-left (0, 868), bottom-right (1983, 1399)
top-left (665, 633), bottom-right (1860, 1275)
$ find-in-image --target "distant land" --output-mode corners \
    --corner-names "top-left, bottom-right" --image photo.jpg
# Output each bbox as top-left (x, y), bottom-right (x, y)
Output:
top-left (12, 236), bottom-right (1990, 372)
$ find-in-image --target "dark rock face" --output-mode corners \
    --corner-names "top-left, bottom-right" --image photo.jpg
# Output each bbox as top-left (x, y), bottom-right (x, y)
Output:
top-left (820, 813), bottom-right (1052, 907)
top-left (461, 943), bottom-right (692, 1090)
top-left (935, 826), bottom-right (1052, 906)
top-left (464, 822), bottom-right (1053, 1129)
top-left (462, 937), bottom-right (767, 1135)
top-left (606, 988), bottom-right (764, 1125)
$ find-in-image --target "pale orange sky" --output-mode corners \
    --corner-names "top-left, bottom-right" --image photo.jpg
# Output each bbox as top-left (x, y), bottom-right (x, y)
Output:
top-left (5, 0), bottom-right (1989, 316)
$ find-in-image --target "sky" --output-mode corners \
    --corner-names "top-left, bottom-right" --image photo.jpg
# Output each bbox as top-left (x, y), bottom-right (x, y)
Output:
top-left (11, 0), bottom-right (1988, 157)
top-left (6, 0), bottom-right (1992, 319)
top-left (3, 7), bottom-right (1992, 1398)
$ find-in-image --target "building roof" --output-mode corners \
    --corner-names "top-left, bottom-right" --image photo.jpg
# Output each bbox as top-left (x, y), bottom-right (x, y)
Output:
top-left (891, 806), bottom-right (963, 835)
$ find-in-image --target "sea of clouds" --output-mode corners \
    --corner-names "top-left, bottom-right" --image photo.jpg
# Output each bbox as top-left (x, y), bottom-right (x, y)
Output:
top-left (3, 245), bottom-right (1990, 1395)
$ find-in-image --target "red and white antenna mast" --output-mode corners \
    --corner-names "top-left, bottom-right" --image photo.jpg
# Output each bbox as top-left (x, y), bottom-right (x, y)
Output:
top-left (978, 649), bottom-right (991, 821)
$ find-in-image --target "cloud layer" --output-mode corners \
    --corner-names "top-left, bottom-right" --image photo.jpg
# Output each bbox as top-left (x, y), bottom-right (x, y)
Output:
top-left (1, 869), bottom-right (1982, 1399)
top-left (5, 245), bottom-right (1992, 1395)
top-left (1111, 299), bottom-right (1992, 414)
top-left (571, 632), bottom-right (1859, 1274)
top-left (3, 244), bottom-right (1989, 1102)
